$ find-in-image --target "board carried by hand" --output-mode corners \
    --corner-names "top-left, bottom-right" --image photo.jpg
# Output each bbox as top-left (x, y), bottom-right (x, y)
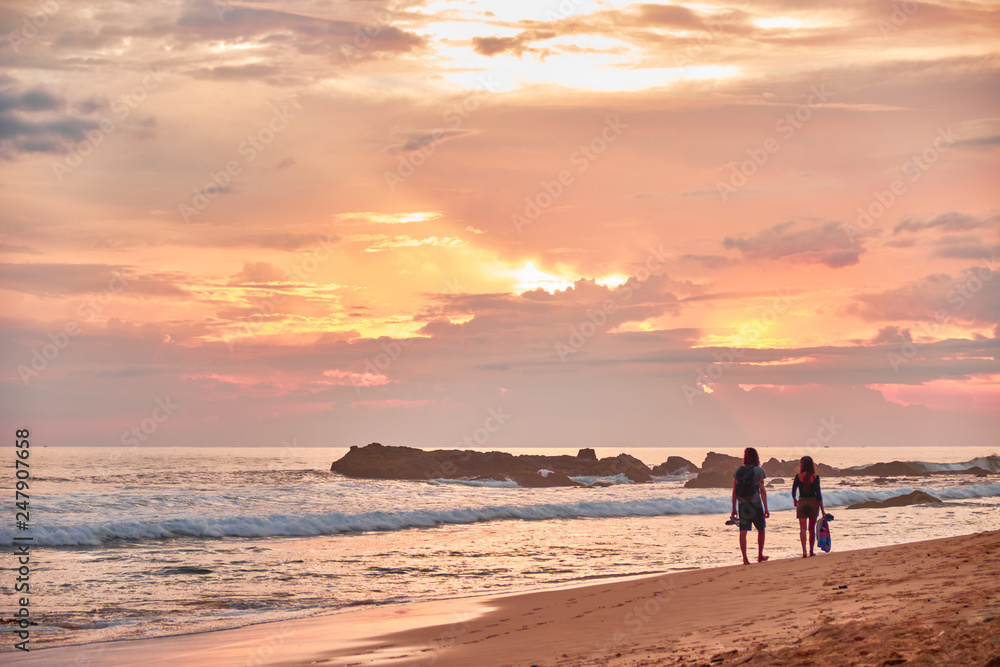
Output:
top-left (816, 513), bottom-right (834, 552)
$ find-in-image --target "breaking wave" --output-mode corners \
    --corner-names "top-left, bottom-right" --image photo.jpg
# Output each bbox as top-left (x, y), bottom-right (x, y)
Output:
top-left (4, 482), bottom-right (998, 547)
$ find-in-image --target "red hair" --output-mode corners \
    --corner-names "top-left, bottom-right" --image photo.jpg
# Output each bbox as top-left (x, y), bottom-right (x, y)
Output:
top-left (799, 455), bottom-right (817, 483)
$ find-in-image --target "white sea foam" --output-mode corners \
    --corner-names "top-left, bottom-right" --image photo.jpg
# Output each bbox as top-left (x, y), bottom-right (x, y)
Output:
top-left (428, 478), bottom-right (520, 488)
top-left (569, 473), bottom-right (634, 486)
top-left (6, 482), bottom-right (999, 547)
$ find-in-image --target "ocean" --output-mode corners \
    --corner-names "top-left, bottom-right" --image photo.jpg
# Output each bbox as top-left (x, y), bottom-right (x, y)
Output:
top-left (2, 445), bottom-right (999, 655)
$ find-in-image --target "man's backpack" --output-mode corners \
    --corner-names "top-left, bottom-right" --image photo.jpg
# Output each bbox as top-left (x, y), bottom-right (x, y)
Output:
top-left (735, 465), bottom-right (757, 501)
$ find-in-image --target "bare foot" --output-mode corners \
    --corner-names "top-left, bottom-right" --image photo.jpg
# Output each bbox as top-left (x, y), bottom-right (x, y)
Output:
top-left (802, 553), bottom-right (808, 558)
top-left (758, 555), bottom-right (769, 562)
top-left (809, 551), bottom-right (815, 557)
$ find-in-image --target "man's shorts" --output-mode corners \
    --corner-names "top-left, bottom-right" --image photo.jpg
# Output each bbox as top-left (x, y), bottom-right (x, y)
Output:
top-left (796, 497), bottom-right (820, 519)
top-left (738, 501), bottom-right (766, 531)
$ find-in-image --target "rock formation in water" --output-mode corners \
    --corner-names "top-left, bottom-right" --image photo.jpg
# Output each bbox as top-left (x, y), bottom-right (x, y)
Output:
top-left (330, 443), bottom-right (654, 487)
top-left (681, 452), bottom-right (994, 490)
top-left (847, 490), bottom-right (942, 509)
top-left (332, 445), bottom-right (995, 489)
top-left (651, 456), bottom-right (699, 476)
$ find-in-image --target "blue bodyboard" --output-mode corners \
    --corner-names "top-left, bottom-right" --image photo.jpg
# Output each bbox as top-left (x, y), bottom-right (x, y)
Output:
top-left (817, 515), bottom-right (832, 553)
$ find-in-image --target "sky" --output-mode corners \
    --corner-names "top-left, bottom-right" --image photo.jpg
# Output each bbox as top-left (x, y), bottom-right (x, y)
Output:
top-left (1, 0), bottom-right (998, 449)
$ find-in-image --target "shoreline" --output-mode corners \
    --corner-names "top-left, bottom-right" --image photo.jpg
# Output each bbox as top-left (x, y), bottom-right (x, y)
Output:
top-left (10, 530), bottom-right (1000, 666)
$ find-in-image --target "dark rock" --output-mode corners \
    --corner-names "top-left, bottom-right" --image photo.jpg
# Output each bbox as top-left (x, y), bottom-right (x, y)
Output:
top-left (577, 448), bottom-right (597, 460)
top-left (929, 466), bottom-right (992, 476)
top-left (702, 451), bottom-right (742, 470)
top-left (586, 454), bottom-right (654, 483)
top-left (684, 452), bottom-right (740, 489)
top-left (330, 443), bottom-right (652, 487)
top-left (684, 467), bottom-right (733, 489)
top-left (686, 451), bottom-right (849, 489)
top-left (840, 461), bottom-right (925, 477)
top-left (504, 470), bottom-right (581, 488)
top-left (651, 456), bottom-right (699, 475)
top-left (847, 490), bottom-right (942, 509)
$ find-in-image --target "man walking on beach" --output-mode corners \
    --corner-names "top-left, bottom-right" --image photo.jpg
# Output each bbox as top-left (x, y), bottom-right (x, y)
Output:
top-left (731, 447), bottom-right (769, 564)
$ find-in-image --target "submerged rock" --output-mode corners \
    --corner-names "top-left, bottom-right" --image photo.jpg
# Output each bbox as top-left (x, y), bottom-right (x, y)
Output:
top-left (842, 461), bottom-right (925, 477)
top-left (847, 490), bottom-right (942, 509)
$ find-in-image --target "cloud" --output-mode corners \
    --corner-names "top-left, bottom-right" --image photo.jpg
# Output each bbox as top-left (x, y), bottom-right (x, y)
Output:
top-left (870, 326), bottom-right (912, 345)
top-left (472, 30), bottom-right (555, 58)
top-left (677, 254), bottom-right (732, 269)
top-left (723, 221), bottom-right (864, 268)
top-left (387, 129), bottom-right (473, 154)
top-left (893, 211), bottom-right (997, 235)
top-left (417, 276), bottom-right (684, 345)
top-left (356, 234), bottom-right (466, 253)
top-left (210, 233), bottom-right (339, 251)
top-left (170, 3), bottom-right (427, 64)
top-left (0, 82), bottom-right (98, 157)
top-left (952, 117), bottom-right (1000, 147)
top-left (847, 267), bottom-right (1000, 325)
top-left (681, 290), bottom-right (798, 303)
top-left (0, 87), bottom-right (65, 113)
top-left (0, 263), bottom-right (189, 297)
top-left (229, 262), bottom-right (287, 284)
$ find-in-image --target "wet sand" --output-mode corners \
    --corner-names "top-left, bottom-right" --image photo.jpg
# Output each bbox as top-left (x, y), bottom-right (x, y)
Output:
top-left (12, 531), bottom-right (1000, 666)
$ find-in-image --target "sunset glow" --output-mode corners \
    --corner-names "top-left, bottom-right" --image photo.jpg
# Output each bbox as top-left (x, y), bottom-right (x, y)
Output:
top-left (2, 0), bottom-right (998, 448)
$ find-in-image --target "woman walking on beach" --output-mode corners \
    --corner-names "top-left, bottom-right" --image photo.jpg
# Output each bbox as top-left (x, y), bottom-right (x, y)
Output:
top-left (731, 447), bottom-right (769, 565)
top-left (792, 456), bottom-right (825, 558)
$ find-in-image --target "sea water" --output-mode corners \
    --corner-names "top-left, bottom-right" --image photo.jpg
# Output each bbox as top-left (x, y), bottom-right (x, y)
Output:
top-left (1, 445), bottom-right (998, 652)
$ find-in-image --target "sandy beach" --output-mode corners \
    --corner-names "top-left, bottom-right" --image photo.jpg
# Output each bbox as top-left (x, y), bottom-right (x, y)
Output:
top-left (13, 530), bottom-right (1000, 667)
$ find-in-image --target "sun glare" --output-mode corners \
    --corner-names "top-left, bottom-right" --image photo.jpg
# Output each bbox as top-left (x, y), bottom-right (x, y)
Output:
top-left (596, 274), bottom-right (630, 288)
top-left (513, 262), bottom-right (575, 294)
top-left (753, 17), bottom-right (805, 29)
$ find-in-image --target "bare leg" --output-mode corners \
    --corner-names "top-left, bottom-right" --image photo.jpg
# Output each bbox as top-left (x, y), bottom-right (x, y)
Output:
top-left (739, 530), bottom-right (750, 565)
top-left (808, 517), bottom-right (817, 556)
top-left (799, 517), bottom-right (808, 557)
top-left (757, 530), bottom-right (768, 562)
